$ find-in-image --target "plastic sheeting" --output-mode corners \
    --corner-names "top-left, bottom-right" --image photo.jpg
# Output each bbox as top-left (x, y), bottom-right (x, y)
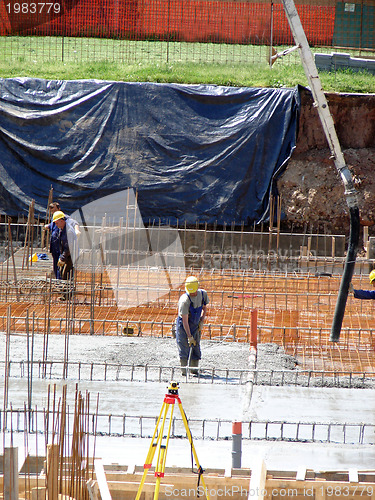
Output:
top-left (0, 78), bottom-right (300, 224)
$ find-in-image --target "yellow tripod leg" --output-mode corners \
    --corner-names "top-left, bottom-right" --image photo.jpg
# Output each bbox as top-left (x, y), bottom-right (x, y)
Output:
top-left (135, 401), bottom-right (167, 500)
top-left (154, 403), bottom-right (175, 500)
top-left (154, 445), bottom-right (166, 500)
top-left (178, 401), bottom-right (210, 500)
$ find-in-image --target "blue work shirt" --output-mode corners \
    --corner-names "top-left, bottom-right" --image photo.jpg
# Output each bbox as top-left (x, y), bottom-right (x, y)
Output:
top-left (353, 288), bottom-right (375, 300)
top-left (47, 221), bottom-right (60, 257)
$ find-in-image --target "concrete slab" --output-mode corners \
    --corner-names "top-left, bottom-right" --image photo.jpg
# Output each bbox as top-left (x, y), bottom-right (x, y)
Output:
top-left (246, 385), bottom-right (375, 424)
top-left (2, 378), bottom-right (245, 421)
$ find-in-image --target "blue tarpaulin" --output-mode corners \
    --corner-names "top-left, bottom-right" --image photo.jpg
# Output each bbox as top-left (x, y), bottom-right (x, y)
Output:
top-left (0, 78), bottom-right (300, 224)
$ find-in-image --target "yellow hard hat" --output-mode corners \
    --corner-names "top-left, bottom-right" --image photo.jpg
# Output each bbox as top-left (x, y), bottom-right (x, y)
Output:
top-left (185, 276), bottom-right (199, 294)
top-left (369, 270), bottom-right (375, 283)
top-left (52, 210), bottom-right (66, 223)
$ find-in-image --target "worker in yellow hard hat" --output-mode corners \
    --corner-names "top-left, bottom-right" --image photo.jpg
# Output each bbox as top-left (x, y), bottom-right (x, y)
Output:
top-left (44, 202), bottom-right (64, 279)
top-left (44, 202), bottom-right (80, 280)
top-left (175, 276), bottom-right (209, 376)
top-left (52, 210), bottom-right (80, 286)
top-left (53, 210), bottom-right (73, 281)
top-left (350, 270), bottom-right (375, 299)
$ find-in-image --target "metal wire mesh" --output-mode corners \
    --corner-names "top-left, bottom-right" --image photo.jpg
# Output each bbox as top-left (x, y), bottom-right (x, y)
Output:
top-left (2, 407), bottom-right (374, 443)
top-left (0, 0), bottom-right (374, 64)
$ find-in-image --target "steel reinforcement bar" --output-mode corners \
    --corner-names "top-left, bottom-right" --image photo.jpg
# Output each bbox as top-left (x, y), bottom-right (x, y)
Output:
top-left (1, 408), bottom-right (374, 445)
top-left (1, 361), bottom-right (374, 387)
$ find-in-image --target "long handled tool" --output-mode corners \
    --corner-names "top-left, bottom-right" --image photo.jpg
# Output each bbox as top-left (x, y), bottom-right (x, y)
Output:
top-left (186, 344), bottom-right (193, 380)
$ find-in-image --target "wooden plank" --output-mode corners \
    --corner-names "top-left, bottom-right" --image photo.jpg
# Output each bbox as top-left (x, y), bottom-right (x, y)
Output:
top-left (266, 477), bottom-right (375, 498)
top-left (46, 444), bottom-right (59, 500)
top-left (314, 488), bottom-right (325, 500)
top-left (249, 459), bottom-right (267, 500)
top-left (106, 481), bottom-right (174, 492)
top-left (349, 468), bottom-right (359, 483)
top-left (94, 459), bottom-right (112, 500)
top-left (296, 466), bottom-right (307, 481)
top-left (4, 447), bottom-right (19, 500)
top-left (87, 479), bottom-right (100, 500)
top-left (31, 487), bottom-right (46, 500)
top-left (126, 463), bottom-right (136, 474)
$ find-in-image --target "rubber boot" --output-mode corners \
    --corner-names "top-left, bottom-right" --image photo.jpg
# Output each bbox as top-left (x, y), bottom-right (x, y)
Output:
top-left (189, 358), bottom-right (199, 376)
top-left (180, 358), bottom-right (188, 376)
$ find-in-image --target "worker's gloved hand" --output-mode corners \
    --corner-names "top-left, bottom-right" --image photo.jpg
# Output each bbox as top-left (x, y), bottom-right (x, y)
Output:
top-left (188, 336), bottom-right (196, 347)
top-left (349, 282), bottom-right (354, 293)
top-left (57, 258), bottom-right (64, 268)
top-left (198, 319), bottom-right (204, 332)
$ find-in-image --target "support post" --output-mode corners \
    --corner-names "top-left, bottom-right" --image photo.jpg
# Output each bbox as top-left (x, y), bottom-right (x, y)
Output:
top-left (46, 444), bottom-right (59, 500)
top-left (94, 459), bottom-right (112, 500)
top-left (231, 421), bottom-right (242, 469)
top-left (250, 309), bottom-right (258, 350)
top-left (4, 447), bottom-right (19, 500)
top-left (248, 459), bottom-right (267, 500)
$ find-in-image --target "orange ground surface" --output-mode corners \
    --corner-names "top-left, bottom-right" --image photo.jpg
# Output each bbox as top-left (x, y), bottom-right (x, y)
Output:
top-left (1, 266), bottom-right (374, 374)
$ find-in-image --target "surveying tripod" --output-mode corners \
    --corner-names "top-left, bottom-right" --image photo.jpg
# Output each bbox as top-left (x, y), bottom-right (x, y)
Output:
top-left (135, 381), bottom-right (210, 500)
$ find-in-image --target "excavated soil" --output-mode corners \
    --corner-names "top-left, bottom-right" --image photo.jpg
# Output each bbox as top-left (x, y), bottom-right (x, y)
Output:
top-left (277, 88), bottom-right (375, 239)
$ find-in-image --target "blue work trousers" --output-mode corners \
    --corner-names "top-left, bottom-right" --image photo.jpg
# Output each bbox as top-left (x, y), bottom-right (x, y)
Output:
top-left (175, 317), bottom-right (201, 361)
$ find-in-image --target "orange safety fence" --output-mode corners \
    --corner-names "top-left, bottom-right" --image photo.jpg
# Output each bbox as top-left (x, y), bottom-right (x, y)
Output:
top-left (0, 0), bottom-right (335, 46)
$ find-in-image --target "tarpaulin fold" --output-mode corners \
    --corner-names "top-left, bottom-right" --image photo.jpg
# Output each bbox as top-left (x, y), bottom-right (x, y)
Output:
top-left (0, 78), bottom-right (300, 224)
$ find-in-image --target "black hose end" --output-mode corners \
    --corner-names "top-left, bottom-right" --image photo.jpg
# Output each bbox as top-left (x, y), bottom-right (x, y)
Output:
top-left (330, 206), bottom-right (360, 343)
top-left (329, 333), bottom-right (340, 343)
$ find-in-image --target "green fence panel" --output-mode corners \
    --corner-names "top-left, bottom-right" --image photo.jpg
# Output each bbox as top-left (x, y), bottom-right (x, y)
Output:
top-left (333, 2), bottom-right (375, 49)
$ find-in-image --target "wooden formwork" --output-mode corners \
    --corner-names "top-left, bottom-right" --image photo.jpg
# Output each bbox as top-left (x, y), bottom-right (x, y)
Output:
top-left (92, 463), bottom-right (375, 500)
top-left (3, 460), bottom-right (375, 500)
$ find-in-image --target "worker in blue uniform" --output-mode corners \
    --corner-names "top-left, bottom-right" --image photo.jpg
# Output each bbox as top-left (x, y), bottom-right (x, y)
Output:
top-left (53, 210), bottom-right (79, 281)
top-left (351, 270), bottom-right (375, 299)
top-left (44, 202), bottom-right (62, 279)
top-left (175, 276), bottom-right (209, 376)
top-left (45, 203), bottom-right (80, 280)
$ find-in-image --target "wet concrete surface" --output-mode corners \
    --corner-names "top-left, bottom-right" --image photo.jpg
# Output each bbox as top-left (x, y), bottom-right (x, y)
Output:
top-left (2, 378), bottom-right (245, 422)
top-left (2, 376), bottom-right (375, 470)
top-left (246, 385), bottom-right (375, 424)
top-left (4, 378), bottom-right (375, 427)
top-left (0, 331), bottom-right (252, 372)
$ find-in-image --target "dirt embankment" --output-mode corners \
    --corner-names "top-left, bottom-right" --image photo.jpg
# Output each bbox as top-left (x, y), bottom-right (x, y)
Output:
top-left (278, 88), bottom-right (375, 239)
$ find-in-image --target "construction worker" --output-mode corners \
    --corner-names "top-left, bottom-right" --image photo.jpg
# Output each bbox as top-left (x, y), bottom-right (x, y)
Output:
top-left (44, 202), bottom-right (63, 279)
top-left (44, 202), bottom-right (80, 279)
top-left (53, 210), bottom-right (79, 283)
top-left (351, 270), bottom-right (375, 299)
top-left (175, 276), bottom-right (209, 376)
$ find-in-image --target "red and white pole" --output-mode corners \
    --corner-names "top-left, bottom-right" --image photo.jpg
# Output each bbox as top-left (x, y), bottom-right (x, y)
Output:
top-left (231, 421), bottom-right (242, 469)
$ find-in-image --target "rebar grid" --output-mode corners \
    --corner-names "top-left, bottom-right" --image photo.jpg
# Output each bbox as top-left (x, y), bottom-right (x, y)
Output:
top-left (1, 407), bottom-right (374, 444)
top-left (1, 261), bottom-right (375, 374)
top-left (1, 359), bottom-right (374, 388)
